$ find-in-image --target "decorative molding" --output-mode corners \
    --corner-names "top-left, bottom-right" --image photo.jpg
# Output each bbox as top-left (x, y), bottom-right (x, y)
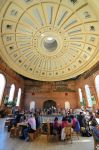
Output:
top-left (0, 0), bottom-right (99, 81)
top-left (83, 61), bottom-right (99, 79)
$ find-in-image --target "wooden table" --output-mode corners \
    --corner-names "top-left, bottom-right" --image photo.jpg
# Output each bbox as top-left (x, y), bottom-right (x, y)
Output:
top-left (17, 122), bottom-right (28, 127)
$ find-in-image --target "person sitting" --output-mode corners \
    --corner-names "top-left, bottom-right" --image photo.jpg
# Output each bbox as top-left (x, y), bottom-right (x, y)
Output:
top-left (23, 114), bottom-right (36, 141)
top-left (74, 120), bottom-right (80, 133)
top-left (89, 112), bottom-right (98, 127)
top-left (35, 113), bottom-right (40, 129)
top-left (71, 115), bottom-right (77, 128)
top-left (8, 111), bottom-right (22, 131)
top-left (61, 116), bottom-right (72, 140)
top-left (77, 112), bottom-right (87, 127)
top-left (92, 126), bottom-right (99, 139)
top-left (61, 116), bottom-right (72, 129)
top-left (12, 106), bottom-right (19, 117)
top-left (53, 117), bottom-right (61, 135)
top-left (70, 115), bottom-right (80, 132)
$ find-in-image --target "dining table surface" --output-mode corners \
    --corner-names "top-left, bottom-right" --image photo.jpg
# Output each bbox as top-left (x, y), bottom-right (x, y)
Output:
top-left (17, 121), bottom-right (28, 126)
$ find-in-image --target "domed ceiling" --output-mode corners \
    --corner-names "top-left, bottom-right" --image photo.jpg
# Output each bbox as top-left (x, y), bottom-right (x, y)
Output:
top-left (0, 0), bottom-right (99, 81)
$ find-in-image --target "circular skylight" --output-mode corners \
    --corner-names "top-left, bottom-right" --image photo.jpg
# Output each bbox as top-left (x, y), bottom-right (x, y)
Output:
top-left (43, 37), bottom-right (58, 52)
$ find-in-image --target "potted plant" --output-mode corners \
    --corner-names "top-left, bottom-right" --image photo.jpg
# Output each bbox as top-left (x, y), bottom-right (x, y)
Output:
top-left (3, 95), bottom-right (16, 107)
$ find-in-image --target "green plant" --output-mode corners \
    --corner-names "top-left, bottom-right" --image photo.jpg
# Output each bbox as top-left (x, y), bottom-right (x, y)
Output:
top-left (3, 96), bottom-right (17, 107)
top-left (3, 95), bottom-right (9, 105)
top-left (7, 101), bottom-right (16, 107)
top-left (91, 96), bottom-right (96, 105)
top-left (80, 97), bottom-right (86, 106)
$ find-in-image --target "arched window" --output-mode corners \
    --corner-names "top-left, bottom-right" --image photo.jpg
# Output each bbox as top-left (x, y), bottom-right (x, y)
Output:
top-left (85, 84), bottom-right (92, 107)
top-left (95, 75), bottom-right (99, 99)
top-left (0, 74), bottom-right (6, 105)
top-left (30, 101), bottom-right (35, 111)
top-left (65, 101), bottom-right (70, 109)
top-left (16, 88), bottom-right (21, 106)
top-left (78, 88), bottom-right (83, 103)
top-left (8, 84), bottom-right (15, 102)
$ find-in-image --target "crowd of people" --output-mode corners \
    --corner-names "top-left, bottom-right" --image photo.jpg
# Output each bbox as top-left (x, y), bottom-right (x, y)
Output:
top-left (1, 104), bottom-right (99, 142)
top-left (41, 108), bottom-right (99, 141)
top-left (6, 106), bottom-right (40, 141)
top-left (51, 111), bottom-right (95, 140)
top-left (40, 107), bottom-right (73, 116)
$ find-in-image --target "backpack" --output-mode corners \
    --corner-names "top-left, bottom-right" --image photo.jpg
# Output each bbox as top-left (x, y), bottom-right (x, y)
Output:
top-left (81, 127), bottom-right (92, 137)
top-left (74, 121), bottom-right (80, 132)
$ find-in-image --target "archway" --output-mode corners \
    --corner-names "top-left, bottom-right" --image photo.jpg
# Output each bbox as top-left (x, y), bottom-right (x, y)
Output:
top-left (30, 101), bottom-right (35, 112)
top-left (65, 101), bottom-right (70, 109)
top-left (43, 100), bottom-right (56, 110)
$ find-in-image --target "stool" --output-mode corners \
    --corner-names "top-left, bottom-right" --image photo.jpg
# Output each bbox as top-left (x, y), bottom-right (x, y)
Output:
top-left (15, 127), bottom-right (21, 137)
top-left (72, 131), bottom-right (79, 140)
top-left (29, 132), bottom-right (36, 141)
top-left (10, 127), bottom-right (16, 137)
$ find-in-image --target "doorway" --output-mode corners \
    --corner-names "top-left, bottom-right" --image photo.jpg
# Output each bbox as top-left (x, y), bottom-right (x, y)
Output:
top-left (43, 100), bottom-right (56, 110)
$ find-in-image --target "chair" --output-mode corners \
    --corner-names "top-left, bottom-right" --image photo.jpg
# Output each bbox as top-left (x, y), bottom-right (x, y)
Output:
top-left (29, 132), bottom-right (36, 141)
top-left (47, 122), bottom-right (51, 141)
top-left (36, 127), bottom-right (41, 137)
top-left (6, 108), bottom-right (12, 117)
top-left (40, 122), bottom-right (59, 142)
top-left (10, 126), bottom-right (16, 137)
top-left (46, 122), bottom-right (59, 142)
top-left (29, 128), bottom-right (41, 141)
top-left (15, 126), bottom-right (21, 137)
top-left (73, 130), bottom-right (79, 139)
top-left (64, 127), bottom-right (72, 143)
top-left (10, 124), bottom-right (21, 138)
top-left (5, 120), bottom-right (10, 127)
top-left (72, 130), bottom-right (79, 140)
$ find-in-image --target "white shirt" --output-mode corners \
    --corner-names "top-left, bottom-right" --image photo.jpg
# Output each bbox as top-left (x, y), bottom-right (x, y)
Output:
top-left (28, 117), bottom-right (36, 130)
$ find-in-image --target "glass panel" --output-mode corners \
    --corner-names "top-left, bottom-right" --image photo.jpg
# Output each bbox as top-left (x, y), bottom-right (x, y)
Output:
top-left (16, 88), bottom-right (21, 106)
top-left (95, 75), bottom-right (99, 98)
top-left (0, 74), bottom-right (6, 105)
top-left (78, 88), bottom-right (83, 102)
top-left (8, 84), bottom-right (15, 102)
top-left (30, 101), bottom-right (35, 112)
top-left (85, 84), bottom-right (92, 107)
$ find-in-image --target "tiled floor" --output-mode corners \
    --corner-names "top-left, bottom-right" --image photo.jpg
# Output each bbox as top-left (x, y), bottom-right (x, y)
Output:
top-left (0, 118), bottom-right (94, 150)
